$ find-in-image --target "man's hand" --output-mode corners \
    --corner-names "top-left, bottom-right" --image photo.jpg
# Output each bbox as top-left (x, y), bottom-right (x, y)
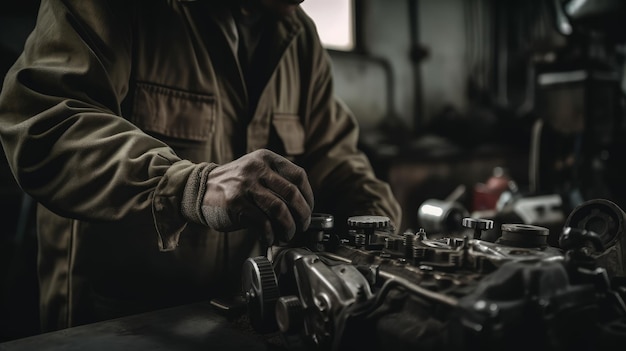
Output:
top-left (201, 149), bottom-right (314, 245)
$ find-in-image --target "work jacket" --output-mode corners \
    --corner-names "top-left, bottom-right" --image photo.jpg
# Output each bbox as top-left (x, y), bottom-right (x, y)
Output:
top-left (0, 0), bottom-right (402, 331)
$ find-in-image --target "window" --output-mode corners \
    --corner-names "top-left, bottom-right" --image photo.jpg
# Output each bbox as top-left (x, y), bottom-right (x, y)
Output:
top-left (300, 0), bottom-right (355, 51)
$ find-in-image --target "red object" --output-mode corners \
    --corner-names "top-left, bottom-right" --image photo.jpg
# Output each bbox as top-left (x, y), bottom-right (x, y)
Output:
top-left (472, 168), bottom-right (510, 211)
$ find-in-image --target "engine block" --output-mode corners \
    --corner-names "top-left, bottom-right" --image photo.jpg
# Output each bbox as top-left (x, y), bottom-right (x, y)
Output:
top-left (241, 199), bottom-right (626, 351)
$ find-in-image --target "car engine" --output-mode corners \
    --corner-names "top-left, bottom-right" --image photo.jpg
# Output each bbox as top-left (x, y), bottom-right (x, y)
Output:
top-left (241, 198), bottom-right (626, 351)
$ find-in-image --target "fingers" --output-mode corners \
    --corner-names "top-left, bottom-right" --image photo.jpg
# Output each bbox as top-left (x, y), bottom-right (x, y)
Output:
top-left (235, 184), bottom-right (302, 245)
top-left (236, 204), bottom-right (275, 246)
top-left (251, 186), bottom-right (303, 243)
top-left (260, 170), bottom-right (312, 237)
top-left (259, 150), bottom-right (314, 240)
top-left (238, 150), bottom-right (313, 243)
top-left (259, 150), bottom-right (315, 212)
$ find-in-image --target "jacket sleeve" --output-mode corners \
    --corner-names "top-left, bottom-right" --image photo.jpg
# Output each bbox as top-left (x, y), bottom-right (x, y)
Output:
top-left (297, 14), bottom-right (402, 233)
top-left (0, 0), bottom-right (202, 251)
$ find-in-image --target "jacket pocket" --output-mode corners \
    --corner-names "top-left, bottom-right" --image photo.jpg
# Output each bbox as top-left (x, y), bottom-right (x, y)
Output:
top-left (271, 113), bottom-right (305, 156)
top-left (131, 82), bottom-right (216, 141)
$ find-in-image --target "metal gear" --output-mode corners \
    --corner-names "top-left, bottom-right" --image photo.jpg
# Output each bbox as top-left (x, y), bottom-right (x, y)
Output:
top-left (241, 256), bottom-right (280, 333)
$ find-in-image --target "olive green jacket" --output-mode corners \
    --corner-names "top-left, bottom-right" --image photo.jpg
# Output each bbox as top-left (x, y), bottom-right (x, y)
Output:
top-left (0, 0), bottom-right (401, 331)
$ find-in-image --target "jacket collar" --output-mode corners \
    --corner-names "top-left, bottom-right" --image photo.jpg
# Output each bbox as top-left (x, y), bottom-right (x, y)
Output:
top-left (208, 3), bottom-right (303, 60)
top-left (179, 0), bottom-right (303, 112)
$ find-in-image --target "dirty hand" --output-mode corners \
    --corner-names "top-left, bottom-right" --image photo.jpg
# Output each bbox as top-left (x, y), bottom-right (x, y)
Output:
top-left (201, 149), bottom-right (314, 245)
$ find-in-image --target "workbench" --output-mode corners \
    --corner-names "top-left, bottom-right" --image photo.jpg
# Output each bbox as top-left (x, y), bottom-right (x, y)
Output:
top-left (0, 301), bottom-right (286, 351)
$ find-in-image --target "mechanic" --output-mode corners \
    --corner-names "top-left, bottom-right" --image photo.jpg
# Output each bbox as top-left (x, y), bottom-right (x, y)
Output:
top-left (0, 0), bottom-right (402, 332)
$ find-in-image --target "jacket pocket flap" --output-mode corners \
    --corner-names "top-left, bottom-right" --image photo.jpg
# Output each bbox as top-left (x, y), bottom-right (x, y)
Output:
top-left (131, 82), bottom-right (215, 141)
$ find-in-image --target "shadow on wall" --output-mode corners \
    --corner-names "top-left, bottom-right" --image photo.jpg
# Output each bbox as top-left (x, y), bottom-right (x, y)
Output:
top-left (0, 0), bottom-right (41, 342)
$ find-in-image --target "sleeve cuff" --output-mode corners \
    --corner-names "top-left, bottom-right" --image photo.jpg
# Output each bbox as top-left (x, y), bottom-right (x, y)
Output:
top-left (180, 162), bottom-right (220, 226)
top-left (151, 160), bottom-right (218, 252)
